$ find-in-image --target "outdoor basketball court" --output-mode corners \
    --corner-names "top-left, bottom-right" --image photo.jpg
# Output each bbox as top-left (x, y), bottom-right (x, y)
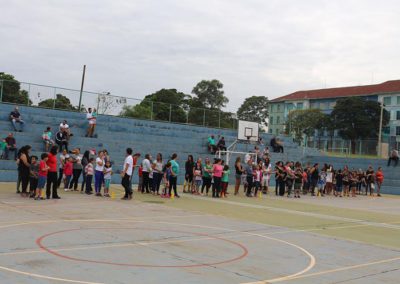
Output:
top-left (0, 182), bottom-right (400, 284)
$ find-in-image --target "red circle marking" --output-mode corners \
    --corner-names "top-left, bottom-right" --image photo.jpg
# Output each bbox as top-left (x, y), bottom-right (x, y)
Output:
top-left (36, 227), bottom-right (248, 268)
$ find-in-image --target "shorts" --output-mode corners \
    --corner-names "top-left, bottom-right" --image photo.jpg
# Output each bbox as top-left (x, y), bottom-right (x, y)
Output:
top-left (336, 185), bottom-right (343, 192)
top-left (195, 179), bottom-right (202, 187)
top-left (104, 179), bottom-right (111, 189)
top-left (294, 182), bottom-right (302, 190)
top-left (38, 176), bottom-right (47, 189)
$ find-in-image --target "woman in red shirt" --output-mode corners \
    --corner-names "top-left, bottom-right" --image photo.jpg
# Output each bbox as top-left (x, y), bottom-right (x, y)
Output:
top-left (46, 145), bottom-right (60, 199)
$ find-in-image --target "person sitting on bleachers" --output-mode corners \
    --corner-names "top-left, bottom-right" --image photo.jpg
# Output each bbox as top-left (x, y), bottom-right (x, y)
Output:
top-left (59, 120), bottom-right (73, 141)
top-left (4, 132), bottom-right (17, 160)
top-left (270, 136), bottom-right (284, 153)
top-left (217, 136), bottom-right (227, 153)
top-left (207, 135), bottom-right (217, 154)
top-left (9, 106), bottom-right (25, 132)
top-left (55, 130), bottom-right (69, 153)
top-left (42, 127), bottom-right (55, 152)
top-left (387, 147), bottom-right (399, 167)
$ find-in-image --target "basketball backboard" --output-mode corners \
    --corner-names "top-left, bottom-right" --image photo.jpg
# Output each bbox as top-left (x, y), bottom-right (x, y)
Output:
top-left (238, 120), bottom-right (259, 142)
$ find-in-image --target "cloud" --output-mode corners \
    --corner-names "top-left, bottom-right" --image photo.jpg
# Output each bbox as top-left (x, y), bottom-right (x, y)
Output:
top-left (1, 0), bottom-right (400, 111)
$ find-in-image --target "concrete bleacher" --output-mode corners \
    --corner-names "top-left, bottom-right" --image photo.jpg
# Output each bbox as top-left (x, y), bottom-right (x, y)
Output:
top-left (0, 103), bottom-right (398, 194)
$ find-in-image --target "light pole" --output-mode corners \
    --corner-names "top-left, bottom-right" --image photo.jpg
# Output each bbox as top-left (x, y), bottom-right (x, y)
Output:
top-left (78, 65), bottom-right (86, 112)
top-left (377, 101), bottom-right (384, 157)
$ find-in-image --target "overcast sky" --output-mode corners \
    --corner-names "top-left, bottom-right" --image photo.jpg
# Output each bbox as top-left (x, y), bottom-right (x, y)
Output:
top-left (2, 0), bottom-right (400, 111)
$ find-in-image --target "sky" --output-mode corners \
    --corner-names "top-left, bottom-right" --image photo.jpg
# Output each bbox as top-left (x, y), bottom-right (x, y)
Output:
top-left (1, 0), bottom-right (400, 112)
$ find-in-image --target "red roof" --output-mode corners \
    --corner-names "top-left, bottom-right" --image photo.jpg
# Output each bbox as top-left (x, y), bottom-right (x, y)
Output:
top-left (271, 80), bottom-right (400, 102)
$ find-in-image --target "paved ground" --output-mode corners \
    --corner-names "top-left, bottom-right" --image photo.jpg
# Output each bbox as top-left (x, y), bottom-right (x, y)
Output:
top-left (0, 182), bottom-right (400, 284)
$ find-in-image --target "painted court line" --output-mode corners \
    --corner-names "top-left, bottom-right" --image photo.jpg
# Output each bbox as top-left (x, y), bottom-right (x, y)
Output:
top-left (186, 195), bottom-right (400, 230)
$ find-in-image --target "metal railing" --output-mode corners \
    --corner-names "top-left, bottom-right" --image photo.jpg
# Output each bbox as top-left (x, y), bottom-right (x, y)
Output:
top-left (0, 79), bottom-right (238, 129)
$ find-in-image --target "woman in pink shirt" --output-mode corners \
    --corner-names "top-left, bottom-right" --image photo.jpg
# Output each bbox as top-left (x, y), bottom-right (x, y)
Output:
top-left (212, 159), bottom-right (223, 198)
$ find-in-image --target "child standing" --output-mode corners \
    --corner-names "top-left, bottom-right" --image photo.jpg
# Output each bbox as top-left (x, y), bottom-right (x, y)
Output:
top-left (262, 160), bottom-right (271, 194)
top-left (84, 158), bottom-right (94, 194)
top-left (293, 162), bottom-right (303, 198)
top-left (193, 160), bottom-right (203, 195)
top-left (350, 170), bottom-right (358, 197)
top-left (317, 168), bottom-right (326, 197)
top-left (29, 156), bottom-right (39, 198)
top-left (253, 165), bottom-right (262, 197)
top-left (63, 157), bottom-right (73, 191)
top-left (221, 165), bottom-right (230, 198)
top-left (138, 165), bottom-right (143, 193)
top-left (162, 162), bottom-right (171, 198)
top-left (103, 161), bottom-right (113, 197)
top-left (335, 169), bottom-right (343, 197)
top-left (36, 153), bottom-right (49, 200)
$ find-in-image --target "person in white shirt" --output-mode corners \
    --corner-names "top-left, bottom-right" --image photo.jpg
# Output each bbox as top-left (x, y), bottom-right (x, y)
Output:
top-left (262, 158), bottom-right (272, 194)
top-left (141, 154), bottom-right (152, 193)
top-left (121, 148), bottom-right (134, 200)
top-left (85, 108), bottom-right (96, 138)
top-left (94, 151), bottom-right (105, 196)
top-left (59, 120), bottom-right (73, 140)
top-left (152, 153), bottom-right (163, 195)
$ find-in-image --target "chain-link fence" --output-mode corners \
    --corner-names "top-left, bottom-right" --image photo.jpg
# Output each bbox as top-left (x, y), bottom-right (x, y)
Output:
top-left (0, 79), bottom-right (238, 129)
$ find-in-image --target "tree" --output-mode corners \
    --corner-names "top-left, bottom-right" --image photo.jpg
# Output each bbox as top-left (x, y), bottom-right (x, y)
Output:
top-left (38, 94), bottom-right (76, 110)
top-left (97, 94), bottom-right (126, 115)
top-left (237, 96), bottom-right (269, 126)
top-left (285, 109), bottom-right (329, 142)
top-left (120, 89), bottom-right (190, 122)
top-left (0, 72), bottom-right (31, 105)
top-left (192, 79), bottom-right (229, 109)
top-left (331, 97), bottom-right (389, 153)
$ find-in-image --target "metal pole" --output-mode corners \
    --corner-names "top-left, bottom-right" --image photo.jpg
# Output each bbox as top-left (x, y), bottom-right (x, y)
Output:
top-left (169, 104), bottom-right (172, 122)
top-left (96, 93), bottom-right (100, 113)
top-left (28, 83), bottom-right (31, 106)
top-left (78, 65), bottom-right (86, 112)
top-left (0, 80), bottom-right (3, 102)
top-left (186, 107), bottom-right (189, 124)
top-left (218, 111), bottom-right (221, 128)
top-left (378, 101), bottom-right (384, 157)
top-left (203, 109), bottom-right (206, 126)
top-left (150, 101), bottom-right (153, 120)
top-left (52, 88), bottom-right (57, 109)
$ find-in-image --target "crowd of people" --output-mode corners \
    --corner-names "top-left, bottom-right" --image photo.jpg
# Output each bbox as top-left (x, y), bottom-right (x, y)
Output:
top-left (1, 106), bottom-right (391, 201)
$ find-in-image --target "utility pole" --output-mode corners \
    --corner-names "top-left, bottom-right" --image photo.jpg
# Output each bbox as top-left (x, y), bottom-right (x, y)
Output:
top-left (377, 101), bottom-right (384, 157)
top-left (78, 65), bottom-right (86, 112)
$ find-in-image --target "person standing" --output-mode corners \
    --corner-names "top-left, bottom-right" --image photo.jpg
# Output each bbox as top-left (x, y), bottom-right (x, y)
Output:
top-left (57, 149), bottom-right (69, 188)
top-left (19, 145), bottom-right (31, 197)
top-left (211, 159), bottom-right (224, 198)
top-left (121, 148), bottom-right (134, 200)
top-left (376, 167), bottom-right (384, 197)
top-left (184, 155), bottom-right (194, 193)
top-left (245, 159), bottom-right (254, 197)
top-left (81, 150), bottom-right (90, 192)
top-left (141, 154), bottom-right (152, 193)
top-left (169, 153), bottom-right (180, 198)
top-left (309, 163), bottom-right (319, 196)
top-left (94, 151), bottom-right (105, 196)
top-left (68, 148), bottom-right (83, 191)
top-left (234, 157), bottom-right (243, 195)
top-left (201, 158), bottom-right (212, 196)
top-left (152, 153), bottom-right (164, 195)
top-left (46, 146), bottom-right (60, 199)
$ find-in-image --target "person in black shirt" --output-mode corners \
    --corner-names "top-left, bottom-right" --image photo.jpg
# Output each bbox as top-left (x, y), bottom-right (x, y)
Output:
top-left (55, 130), bottom-right (68, 153)
top-left (183, 155), bottom-right (194, 193)
top-left (309, 163), bottom-right (319, 196)
top-left (4, 132), bottom-right (17, 160)
top-left (9, 106), bottom-right (25, 132)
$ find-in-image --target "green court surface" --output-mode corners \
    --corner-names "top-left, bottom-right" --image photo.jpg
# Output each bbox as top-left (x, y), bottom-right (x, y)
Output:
top-left (1, 182), bottom-right (400, 284)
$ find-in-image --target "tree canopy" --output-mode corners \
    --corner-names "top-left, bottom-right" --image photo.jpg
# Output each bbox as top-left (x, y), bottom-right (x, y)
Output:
top-left (191, 79), bottom-right (229, 110)
top-left (237, 96), bottom-right (269, 126)
top-left (38, 94), bottom-right (76, 110)
top-left (285, 109), bottom-right (329, 141)
top-left (331, 97), bottom-right (389, 142)
top-left (0, 72), bottom-right (31, 105)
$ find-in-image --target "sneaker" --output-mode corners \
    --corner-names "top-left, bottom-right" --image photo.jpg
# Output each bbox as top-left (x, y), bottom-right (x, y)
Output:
top-left (104, 194), bottom-right (110, 198)
top-left (64, 188), bottom-right (70, 192)
top-left (52, 196), bottom-right (61, 199)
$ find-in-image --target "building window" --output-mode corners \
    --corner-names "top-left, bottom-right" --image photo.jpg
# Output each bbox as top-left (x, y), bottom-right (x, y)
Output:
top-left (396, 111), bottom-right (400, 120)
top-left (396, 126), bottom-right (400, 136)
top-left (277, 116), bottom-right (280, 124)
top-left (269, 128), bottom-right (273, 134)
top-left (319, 102), bottom-right (327, 110)
top-left (297, 102), bottom-right (303, 109)
top-left (270, 116), bottom-right (274, 125)
top-left (397, 96), bottom-right (400, 105)
top-left (384, 97), bottom-right (392, 106)
top-left (310, 102), bottom-right (318, 109)
top-left (383, 126), bottom-right (390, 135)
top-left (277, 104), bottom-right (281, 111)
top-left (270, 105), bottom-right (274, 113)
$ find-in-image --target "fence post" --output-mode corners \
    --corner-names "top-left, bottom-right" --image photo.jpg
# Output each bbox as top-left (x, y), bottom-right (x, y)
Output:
top-left (150, 101), bottom-right (153, 120)
top-left (0, 80), bottom-right (3, 102)
top-left (186, 108), bottom-right (189, 124)
top-left (96, 93), bottom-right (100, 113)
top-left (52, 88), bottom-right (57, 109)
top-left (218, 111), bottom-right (221, 128)
top-left (169, 104), bottom-right (172, 122)
top-left (27, 83), bottom-right (31, 106)
top-left (203, 109), bottom-right (206, 126)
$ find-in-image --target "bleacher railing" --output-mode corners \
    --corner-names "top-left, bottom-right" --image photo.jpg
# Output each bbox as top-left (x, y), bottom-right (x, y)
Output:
top-left (0, 79), bottom-right (238, 130)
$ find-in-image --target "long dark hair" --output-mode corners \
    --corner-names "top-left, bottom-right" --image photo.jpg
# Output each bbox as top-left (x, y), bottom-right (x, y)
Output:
top-left (187, 155), bottom-right (193, 163)
top-left (50, 145), bottom-right (58, 155)
top-left (20, 145), bottom-right (31, 156)
top-left (171, 153), bottom-right (177, 160)
top-left (83, 150), bottom-right (90, 160)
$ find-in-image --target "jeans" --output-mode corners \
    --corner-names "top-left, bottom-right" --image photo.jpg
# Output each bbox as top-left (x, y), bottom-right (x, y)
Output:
top-left (142, 172), bottom-right (150, 193)
top-left (29, 177), bottom-right (38, 194)
top-left (169, 176), bottom-right (178, 196)
top-left (212, 177), bottom-right (222, 197)
top-left (94, 170), bottom-right (104, 193)
top-left (64, 175), bottom-right (72, 189)
top-left (11, 119), bottom-right (24, 131)
top-left (57, 168), bottom-right (64, 187)
top-left (46, 171), bottom-right (58, 198)
top-left (121, 173), bottom-right (132, 198)
top-left (152, 172), bottom-right (163, 194)
top-left (246, 176), bottom-right (253, 196)
top-left (85, 175), bottom-right (93, 193)
top-left (56, 141), bottom-right (68, 153)
top-left (201, 177), bottom-right (212, 194)
top-left (69, 169), bottom-right (82, 190)
top-left (81, 171), bottom-right (86, 191)
top-left (5, 147), bottom-right (17, 160)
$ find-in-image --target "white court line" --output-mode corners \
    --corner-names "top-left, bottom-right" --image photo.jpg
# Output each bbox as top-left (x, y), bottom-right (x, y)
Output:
top-left (186, 195), bottom-right (400, 230)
